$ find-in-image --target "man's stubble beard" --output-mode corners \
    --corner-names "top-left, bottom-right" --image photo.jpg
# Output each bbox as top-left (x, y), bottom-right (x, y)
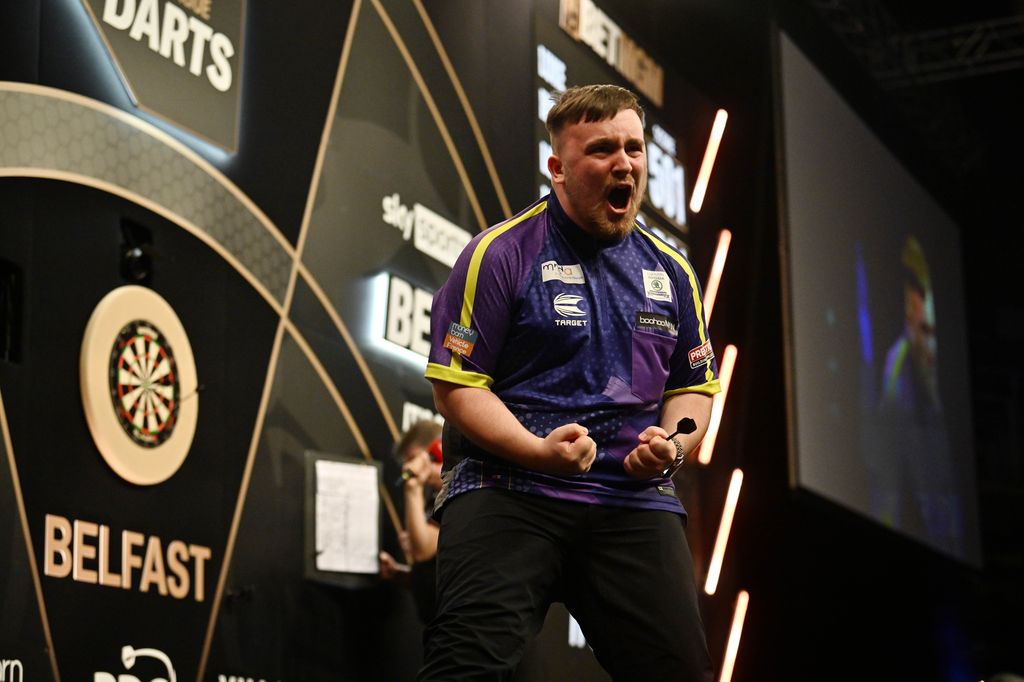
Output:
top-left (564, 170), bottom-right (646, 242)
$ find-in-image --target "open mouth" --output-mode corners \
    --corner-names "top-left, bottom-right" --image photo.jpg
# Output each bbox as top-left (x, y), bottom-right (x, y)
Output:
top-left (607, 185), bottom-right (632, 211)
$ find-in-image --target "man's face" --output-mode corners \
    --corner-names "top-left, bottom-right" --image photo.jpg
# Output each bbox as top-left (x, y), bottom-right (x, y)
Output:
top-left (549, 108), bottom-right (647, 241)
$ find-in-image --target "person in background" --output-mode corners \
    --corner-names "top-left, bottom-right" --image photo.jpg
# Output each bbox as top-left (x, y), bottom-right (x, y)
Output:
top-left (379, 419), bottom-right (443, 623)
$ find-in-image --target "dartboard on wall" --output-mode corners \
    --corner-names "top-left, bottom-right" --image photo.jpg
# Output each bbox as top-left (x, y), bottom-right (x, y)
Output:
top-left (109, 319), bottom-right (181, 447)
top-left (80, 286), bottom-right (199, 485)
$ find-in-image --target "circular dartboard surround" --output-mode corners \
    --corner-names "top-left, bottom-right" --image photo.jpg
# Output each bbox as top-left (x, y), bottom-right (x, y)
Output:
top-left (80, 286), bottom-right (198, 485)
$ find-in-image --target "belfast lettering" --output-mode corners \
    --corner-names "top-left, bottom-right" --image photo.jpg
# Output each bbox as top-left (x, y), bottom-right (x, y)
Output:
top-left (43, 513), bottom-right (212, 601)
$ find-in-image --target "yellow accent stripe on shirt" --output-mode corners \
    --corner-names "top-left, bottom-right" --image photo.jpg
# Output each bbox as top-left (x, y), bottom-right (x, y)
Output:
top-left (425, 363), bottom-right (494, 389)
top-left (450, 200), bottom-right (549, 372)
top-left (665, 379), bottom-right (721, 398)
top-left (637, 225), bottom-right (716, 383)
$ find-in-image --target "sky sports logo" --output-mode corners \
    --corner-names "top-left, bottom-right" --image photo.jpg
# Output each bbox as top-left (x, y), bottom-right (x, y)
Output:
top-left (635, 311), bottom-right (677, 336)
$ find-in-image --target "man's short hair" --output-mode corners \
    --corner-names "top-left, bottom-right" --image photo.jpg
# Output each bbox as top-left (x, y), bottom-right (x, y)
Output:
top-left (545, 84), bottom-right (645, 145)
top-left (393, 419), bottom-right (442, 460)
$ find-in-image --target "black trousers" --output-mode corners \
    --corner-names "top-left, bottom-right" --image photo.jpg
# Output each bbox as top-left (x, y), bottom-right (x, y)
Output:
top-left (417, 489), bottom-right (714, 682)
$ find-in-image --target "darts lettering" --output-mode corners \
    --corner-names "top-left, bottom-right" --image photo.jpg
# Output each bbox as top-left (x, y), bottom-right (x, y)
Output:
top-left (101, 0), bottom-right (236, 92)
top-left (43, 514), bottom-right (211, 602)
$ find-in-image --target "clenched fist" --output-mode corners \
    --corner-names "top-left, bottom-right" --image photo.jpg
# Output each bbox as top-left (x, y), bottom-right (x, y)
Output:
top-left (533, 423), bottom-right (597, 475)
top-left (623, 426), bottom-right (676, 479)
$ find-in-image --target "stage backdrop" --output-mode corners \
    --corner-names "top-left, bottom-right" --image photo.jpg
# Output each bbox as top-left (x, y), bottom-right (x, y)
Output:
top-left (0, 1), bottom-right (718, 679)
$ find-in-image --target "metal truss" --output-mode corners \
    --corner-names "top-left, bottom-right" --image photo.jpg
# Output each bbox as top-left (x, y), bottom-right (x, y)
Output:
top-left (806, 0), bottom-right (1021, 178)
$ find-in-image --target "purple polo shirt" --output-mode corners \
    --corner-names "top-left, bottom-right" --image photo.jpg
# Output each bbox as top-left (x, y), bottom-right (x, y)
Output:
top-left (425, 194), bottom-right (719, 515)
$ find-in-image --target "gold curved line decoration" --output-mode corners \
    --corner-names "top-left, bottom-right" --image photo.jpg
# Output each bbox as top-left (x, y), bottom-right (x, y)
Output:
top-left (282, 319), bottom-right (404, 531)
top-left (370, 0), bottom-right (488, 231)
top-left (292, 0), bottom-right (400, 443)
top-left (292, 1), bottom-right (358, 263)
top-left (0, 82), bottom-right (295, 305)
top-left (0, 389), bottom-right (61, 681)
top-left (0, 168), bottom-right (286, 317)
top-left (196, 319), bottom-right (287, 682)
top-left (296, 264), bottom-right (401, 440)
top-left (410, 0), bottom-right (512, 219)
top-left (281, 0), bottom-right (403, 538)
top-left (0, 81), bottom-right (292, 255)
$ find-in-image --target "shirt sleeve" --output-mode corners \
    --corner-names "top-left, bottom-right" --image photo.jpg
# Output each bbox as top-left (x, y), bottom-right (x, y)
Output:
top-left (424, 227), bottom-right (524, 390)
top-left (664, 248), bottom-right (721, 397)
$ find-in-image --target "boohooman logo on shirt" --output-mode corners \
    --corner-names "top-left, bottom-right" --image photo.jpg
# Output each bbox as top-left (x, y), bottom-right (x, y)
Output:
top-left (553, 293), bottom-right (588, 327)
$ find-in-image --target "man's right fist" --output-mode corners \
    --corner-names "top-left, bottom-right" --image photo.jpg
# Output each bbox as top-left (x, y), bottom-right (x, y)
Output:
top-left (539, 423), bottom-right (597, 475)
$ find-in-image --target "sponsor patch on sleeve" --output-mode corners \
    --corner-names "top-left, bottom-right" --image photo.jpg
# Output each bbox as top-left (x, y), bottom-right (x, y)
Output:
top-left (444, 322), bottom-right (478, 356)
top-left (688, 340), bottom-right (714, 368)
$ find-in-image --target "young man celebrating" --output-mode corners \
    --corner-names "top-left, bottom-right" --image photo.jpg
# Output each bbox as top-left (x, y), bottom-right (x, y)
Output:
top-left (420, 84), bottom-right (720, 681)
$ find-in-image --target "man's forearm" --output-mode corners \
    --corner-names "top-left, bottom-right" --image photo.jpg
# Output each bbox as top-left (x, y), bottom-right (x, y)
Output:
top-left (431, 381), bottom-right (544, 468)
top-left (431, 380), bottom-right (596, 475)
top-left (661, 392), bottom-right (713, 459)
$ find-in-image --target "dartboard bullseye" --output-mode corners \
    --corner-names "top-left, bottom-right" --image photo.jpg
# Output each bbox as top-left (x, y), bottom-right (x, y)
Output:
top-left (109, 320), bottom-right (181, 447)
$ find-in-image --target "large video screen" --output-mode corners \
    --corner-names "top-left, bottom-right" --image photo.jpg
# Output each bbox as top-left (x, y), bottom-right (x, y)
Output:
top-left (778, 31), bottom-right (981, 565)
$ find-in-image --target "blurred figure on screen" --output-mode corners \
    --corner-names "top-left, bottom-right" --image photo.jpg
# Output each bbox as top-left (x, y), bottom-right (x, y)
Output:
top-left (882, 235), bottom-right (940, 411)
top-left (870, 235), bottom-right (961, 553)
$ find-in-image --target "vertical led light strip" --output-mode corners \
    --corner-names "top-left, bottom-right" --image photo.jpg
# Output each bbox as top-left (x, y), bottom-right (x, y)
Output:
top-left (704, 468), bottom-right (744, 595)
top-left (719, 590), bottom-right (750, 682)
top-left (688, 109), bottom-right (728, 213)
top-left (703, 229), bottom-right (732, 325)
top-left (698, 344), bottom-right (737, 465)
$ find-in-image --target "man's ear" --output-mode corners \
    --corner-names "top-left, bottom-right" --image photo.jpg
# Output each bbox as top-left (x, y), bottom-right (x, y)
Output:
top-left (547, 154), bottom-right (564, 184)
